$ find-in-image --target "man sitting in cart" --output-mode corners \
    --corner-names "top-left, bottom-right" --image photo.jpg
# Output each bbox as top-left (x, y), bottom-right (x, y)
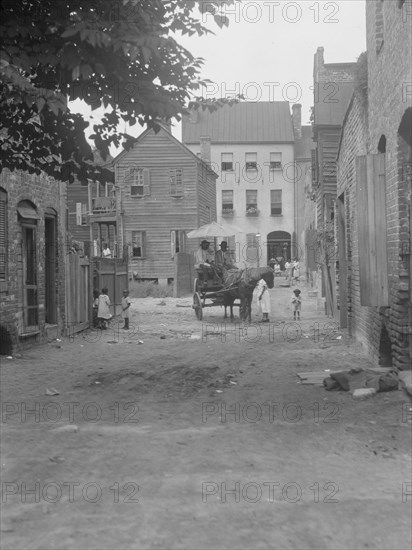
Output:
top-left (195, 240), bottom-right (216, 281)
top-left (215, 241), bottom-right (235, 270)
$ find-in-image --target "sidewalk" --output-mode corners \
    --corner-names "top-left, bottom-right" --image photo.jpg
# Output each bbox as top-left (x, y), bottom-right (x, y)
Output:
top-left (1, 282), bottom-right (411, 550)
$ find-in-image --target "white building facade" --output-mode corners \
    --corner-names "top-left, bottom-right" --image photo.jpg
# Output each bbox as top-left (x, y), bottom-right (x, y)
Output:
top-left (182, 102), bottom-right (297, 268)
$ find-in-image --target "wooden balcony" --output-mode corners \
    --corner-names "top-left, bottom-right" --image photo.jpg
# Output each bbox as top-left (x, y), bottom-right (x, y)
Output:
top-left (89, 197), bottom-right (117, 222)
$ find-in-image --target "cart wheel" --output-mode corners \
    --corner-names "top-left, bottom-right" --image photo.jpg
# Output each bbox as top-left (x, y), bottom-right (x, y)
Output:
top-left (193, 292), bottom-right (203, 320)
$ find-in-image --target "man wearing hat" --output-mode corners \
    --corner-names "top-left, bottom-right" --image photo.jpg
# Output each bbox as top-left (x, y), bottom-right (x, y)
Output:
top-left (195, 239), bottom-right (214, 269)
top-left (215, 241), bottom-right (235, 269)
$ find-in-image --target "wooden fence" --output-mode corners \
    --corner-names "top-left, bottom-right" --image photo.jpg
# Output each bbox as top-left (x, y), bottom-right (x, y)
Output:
top-left (65, 254), bottom-right (90, 335)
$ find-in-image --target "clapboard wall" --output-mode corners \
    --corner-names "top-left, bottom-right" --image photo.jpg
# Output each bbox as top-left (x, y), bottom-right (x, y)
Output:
top-left (114, 128), bottom-right (217, 280)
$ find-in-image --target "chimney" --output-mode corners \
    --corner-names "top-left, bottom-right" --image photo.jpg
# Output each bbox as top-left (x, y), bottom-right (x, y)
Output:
top-left (199, 136), bottom-right (211, 164)
top-left (292, 104), bottom-right (302, 140)
top-left (314, 46), bottom-right (325, 81)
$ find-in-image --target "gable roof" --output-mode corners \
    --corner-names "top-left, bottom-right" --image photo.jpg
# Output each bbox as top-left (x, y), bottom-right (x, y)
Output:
top-left (182, 102), bottom-right (294, 144)
top-left (111, 126), bottom-right (217, 177)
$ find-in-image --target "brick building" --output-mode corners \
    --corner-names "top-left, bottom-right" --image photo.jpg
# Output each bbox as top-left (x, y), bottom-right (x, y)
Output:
top-left (311, 47), bottom-right (355, 316)
top-left (336, 0), bottom-right (412, 368)
top-left (0, 170), bottom-right (67, 353)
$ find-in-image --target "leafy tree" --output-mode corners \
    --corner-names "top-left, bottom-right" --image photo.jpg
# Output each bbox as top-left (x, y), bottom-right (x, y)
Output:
top-left (0, 0), bottom-right (237, 183)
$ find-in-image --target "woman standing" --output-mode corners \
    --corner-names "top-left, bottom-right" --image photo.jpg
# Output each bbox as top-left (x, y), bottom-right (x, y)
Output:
top-left (256, 278), bottom-right (271, 323)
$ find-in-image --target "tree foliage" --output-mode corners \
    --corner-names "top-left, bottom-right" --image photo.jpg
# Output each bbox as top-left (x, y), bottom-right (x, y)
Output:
top-left (0, 0), bottom-right (238, 183)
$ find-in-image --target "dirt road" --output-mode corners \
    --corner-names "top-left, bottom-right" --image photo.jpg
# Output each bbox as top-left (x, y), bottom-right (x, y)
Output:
top-left (1, 281), bottom-right (411, 550)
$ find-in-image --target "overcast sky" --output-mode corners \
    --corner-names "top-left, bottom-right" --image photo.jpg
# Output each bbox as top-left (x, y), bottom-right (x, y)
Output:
top-left (70, 0), bottom-right (366, 150)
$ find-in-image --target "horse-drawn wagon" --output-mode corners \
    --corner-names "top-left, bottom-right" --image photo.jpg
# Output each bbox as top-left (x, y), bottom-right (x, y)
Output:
top-left (186, 221), bottom-right (275, 322)
top-left (192, 265), bottom-right (274, 322)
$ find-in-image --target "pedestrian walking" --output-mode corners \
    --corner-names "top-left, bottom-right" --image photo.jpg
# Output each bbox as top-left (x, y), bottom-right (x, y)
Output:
top-left (256, 277), bottom-right (271, 322)
top-left (292, 289), bottom-right (302, 321)
top-left (121, 289), bottom-right (131, 330)
top-left (97, 287), bottom-right (112, 329)
top-left (293, 260), bottom-right (300, 283)
top-left (284, 260), bottom-right (292, 283)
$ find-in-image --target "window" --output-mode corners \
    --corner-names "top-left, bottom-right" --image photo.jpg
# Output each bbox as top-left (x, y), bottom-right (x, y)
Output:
top-left (375, 0), bottom-right (384, 53)
top-left (246, 190), bottom-right (258, 215)
top-left (170, 230), bottom-right (186, 258)
top-left (170, 169), bottom-right (183, 196)
top-left (76, 202), bottom-right (88, 225)
top-left (269, 152), bottom-right (282, 170)
top-left (221, 153), bottom-right (233, 172)
top-left (271, 190), bottom-right (282, 216)
top-left (245, 152), bottom-right (257, 171)
top-left (0, 188), bottom-right (7, 285)
top-left (131, 231), bottom-right (146, 258)
top-left (126, 167), bottom-right (150, 197)
top-left (222, 190), bottom-right (234, 213)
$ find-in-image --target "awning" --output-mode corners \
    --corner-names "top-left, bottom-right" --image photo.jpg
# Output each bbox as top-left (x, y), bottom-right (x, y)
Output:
top-left (17, 206), bottom-right (40, 220)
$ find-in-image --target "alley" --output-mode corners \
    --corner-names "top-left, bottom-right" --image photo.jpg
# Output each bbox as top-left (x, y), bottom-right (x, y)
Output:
top-left (1, 281), bottom-right (411, 550)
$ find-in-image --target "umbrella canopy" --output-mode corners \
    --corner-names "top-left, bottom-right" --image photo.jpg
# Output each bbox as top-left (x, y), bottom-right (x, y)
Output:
top-left (186, 221), bottom-right (244, 239)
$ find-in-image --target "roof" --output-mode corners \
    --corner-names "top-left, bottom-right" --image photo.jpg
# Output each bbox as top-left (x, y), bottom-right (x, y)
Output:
top-left (313, 81), bottom-right (355, 126)
top-left (295, 126), bottom-right (315, 159)
top-left (111, 127), bottom-right (218, 178)
top-left (182, 102), bottom-right (294, 144)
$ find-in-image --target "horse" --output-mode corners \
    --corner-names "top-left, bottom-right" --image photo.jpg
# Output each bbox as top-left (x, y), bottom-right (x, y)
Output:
top-left (221, 266), bottom-right (275, 323)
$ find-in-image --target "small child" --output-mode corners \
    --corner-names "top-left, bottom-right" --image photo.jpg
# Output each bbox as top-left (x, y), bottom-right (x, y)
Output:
top-left (121, 289), bottom-right (131, 330)
top-left (92, 289), bottom-right (99, 328)
top-left (97, 287), bottom-right (111, 329)
top-left (292, 289), bottom-right (302, 321)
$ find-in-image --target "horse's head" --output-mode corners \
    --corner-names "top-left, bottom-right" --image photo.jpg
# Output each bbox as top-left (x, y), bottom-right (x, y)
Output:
top-left (262, 268), bottom-right (275, 289)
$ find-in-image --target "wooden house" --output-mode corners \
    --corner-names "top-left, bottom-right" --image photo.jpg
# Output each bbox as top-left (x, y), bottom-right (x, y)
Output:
top-left (112, 126), bottom-right (218, 284)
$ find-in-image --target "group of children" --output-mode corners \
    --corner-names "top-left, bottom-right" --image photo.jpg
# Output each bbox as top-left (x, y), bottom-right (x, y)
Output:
top-left (256, 278), bottom-right (302, 323)
top-left (92, 288), bottom-right (132, 330)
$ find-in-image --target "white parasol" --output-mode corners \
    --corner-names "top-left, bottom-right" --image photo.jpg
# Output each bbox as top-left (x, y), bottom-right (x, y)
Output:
top-left (186, 221), bottom-right (244, 239)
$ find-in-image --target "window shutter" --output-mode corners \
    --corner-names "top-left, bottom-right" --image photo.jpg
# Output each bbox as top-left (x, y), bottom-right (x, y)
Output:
top-left (143, 169), bottom-right (150, 196)
top-left (76, 203), bottom-right (82, 225)
top-left (170, 230), bottom-right (176, 258)
top-left (356, 154), bottom-right (388, 306)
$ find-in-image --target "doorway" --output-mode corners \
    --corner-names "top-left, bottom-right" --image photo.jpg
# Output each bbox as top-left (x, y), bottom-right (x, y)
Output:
top-left (45, 211), bottom-right (57, 324)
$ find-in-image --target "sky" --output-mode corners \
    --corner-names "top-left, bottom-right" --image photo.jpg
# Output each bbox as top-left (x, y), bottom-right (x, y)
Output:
top-left (69, 0), bottom-right (367, 151)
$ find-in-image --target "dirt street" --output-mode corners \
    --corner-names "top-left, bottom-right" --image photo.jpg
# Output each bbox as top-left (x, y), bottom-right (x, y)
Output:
top-left (1, 280), bottom-right (411, 550)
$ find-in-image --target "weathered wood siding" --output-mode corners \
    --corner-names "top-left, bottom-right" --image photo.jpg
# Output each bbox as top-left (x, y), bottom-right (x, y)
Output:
top-left (115, 129), bottom-right (217, 279)
top-left (66, 180), bottom-right (90, 243)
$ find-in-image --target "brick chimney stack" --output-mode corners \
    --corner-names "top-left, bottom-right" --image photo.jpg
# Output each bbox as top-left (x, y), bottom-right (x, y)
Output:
top-left (199, 136), bottom-right (211, 164)
top-left (292, 104), bottom-right (302, 140)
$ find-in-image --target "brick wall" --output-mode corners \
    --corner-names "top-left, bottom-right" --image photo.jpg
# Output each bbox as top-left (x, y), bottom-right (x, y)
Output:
top-left (336, 1), bottom-right (412, 368)
top-left (0, 169), bottom-right (67, 352)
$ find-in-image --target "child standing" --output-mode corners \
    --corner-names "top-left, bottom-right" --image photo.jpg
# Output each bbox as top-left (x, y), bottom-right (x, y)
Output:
top-left (256, 278), bottom-right (271, 323)
top-left (121, 289), bottom-right (131, 330)
top-left (292, 289), bottom-right (302, 321)
top-left (97, 287), bottom-right (111, 329)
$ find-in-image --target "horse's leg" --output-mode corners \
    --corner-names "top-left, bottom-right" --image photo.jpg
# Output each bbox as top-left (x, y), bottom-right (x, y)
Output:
top-left (247, 293), bottom-right (253, 323)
